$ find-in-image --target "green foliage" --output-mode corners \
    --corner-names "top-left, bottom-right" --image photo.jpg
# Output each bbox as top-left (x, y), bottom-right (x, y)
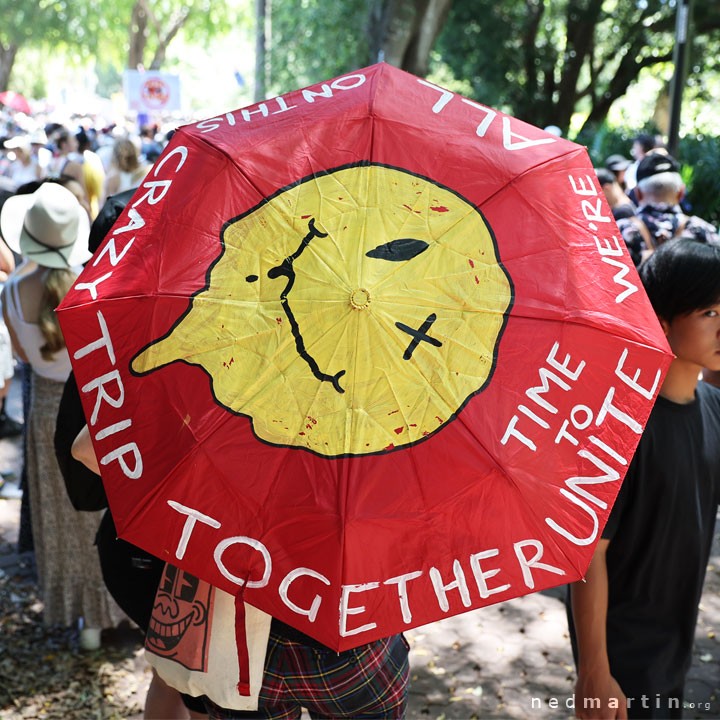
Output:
top-left (572, 122), bottom-right (660, 164)
top-left (678, 134), bottom-right (720, 229)
top-left (8, 49), bottom-right (48, 98)
top-left (434, 0), bottom-right (720, 132)
top-left (94, 61), bottom-right (123, 98)
top-left (0, 0), bottom-right (78, 48)
top-left (268, 0), bottom-right (372, 95)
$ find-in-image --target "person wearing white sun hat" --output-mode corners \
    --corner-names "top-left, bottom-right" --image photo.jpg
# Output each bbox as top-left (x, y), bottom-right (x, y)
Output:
top-left (0, 182), bottom-right (120, 649)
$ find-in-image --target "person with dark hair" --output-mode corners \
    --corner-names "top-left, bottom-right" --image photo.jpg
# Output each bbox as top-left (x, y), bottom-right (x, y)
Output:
top-left (569, 238), bottom-right (720, 719)
top-left (605, 155), bottom-right (632, 189)
top-left (595, 168), bottom-right (635, 221)
top-left (625, 133), bottom-right (657, 190)
top-left (139, 124), bottom-right (163, 164)
top-left (73, 129), bottom-right (105, 219)
top-left (617, 153), bottom-right (720, 266)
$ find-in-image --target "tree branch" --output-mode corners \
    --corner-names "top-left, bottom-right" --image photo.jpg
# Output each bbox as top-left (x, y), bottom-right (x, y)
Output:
top-left (522, 0), bottom-right (544, 97)
top-left (149, 5), bottom-right (192, 70)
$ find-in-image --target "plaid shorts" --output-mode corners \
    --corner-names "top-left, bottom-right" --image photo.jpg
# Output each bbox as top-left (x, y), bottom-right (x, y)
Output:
top-left (204, 632), bottom-right (409, 719)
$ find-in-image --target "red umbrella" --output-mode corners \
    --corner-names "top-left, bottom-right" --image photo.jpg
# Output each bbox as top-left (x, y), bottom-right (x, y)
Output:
top-left (58, 63), bottom-right (672, 652)
top-left (0, 91), bottom-right (32, 115)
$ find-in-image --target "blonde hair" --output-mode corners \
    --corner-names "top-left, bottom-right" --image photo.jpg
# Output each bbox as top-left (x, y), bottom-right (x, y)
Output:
top-left (112, 138), bottom-right (140, 173)
top-left (39, 268), bottom-right (76, 361)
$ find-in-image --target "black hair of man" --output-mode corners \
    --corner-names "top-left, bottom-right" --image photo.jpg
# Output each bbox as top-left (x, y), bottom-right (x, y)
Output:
top-left (76, 129), bottom-right (91, 153)
top-left (639, 238), bottom-right (720, 323)
top-left (634, 133), bottom-right (656, 154)
top-left (54, 128), bottom-right (72, 150)
top-left (595, 168), bottom-right (616, 186)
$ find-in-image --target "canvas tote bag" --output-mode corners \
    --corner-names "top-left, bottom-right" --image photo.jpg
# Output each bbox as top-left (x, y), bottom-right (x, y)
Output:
top-left (144, 563), bottom-right (271, 710)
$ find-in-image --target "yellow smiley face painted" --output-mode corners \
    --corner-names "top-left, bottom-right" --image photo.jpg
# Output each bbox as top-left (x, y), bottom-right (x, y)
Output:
top-left (131, 164), bottom-right (512, 456)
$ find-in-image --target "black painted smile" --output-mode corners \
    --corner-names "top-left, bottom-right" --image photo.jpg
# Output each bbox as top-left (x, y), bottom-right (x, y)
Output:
top-left (266, 218), bottom-right (347, 394)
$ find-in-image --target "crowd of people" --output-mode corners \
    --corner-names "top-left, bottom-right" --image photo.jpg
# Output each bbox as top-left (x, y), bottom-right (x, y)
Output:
top-left (1, 115), bottom-right (719, 720)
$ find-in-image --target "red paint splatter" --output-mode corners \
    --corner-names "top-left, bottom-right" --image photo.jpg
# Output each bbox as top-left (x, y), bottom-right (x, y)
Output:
top-left (306, 425), bottom-right (312, 430)
top-left (338, 197), bottom-right (343, 200)
top-left (474, 275), bottom-right (480, 284)
top-left (276, 317), bottom-right (282, 324)
top-left (366, 443), bottom-right (370, 447)
top-left (388, 409), bottom-right (399, 415)
top-left (301, 214), bottom-right (311, 219)
top-left (402, 204), bottom-right (413, 211)
top-left (299, 432), bottom-right (305, 436)
top-left (410, 424), bottom-right (417, 427)
top-left (394, 427), bottom-right (404, 435)
top-left (422, 431), bottom-right (430, 436)
top-left (307, 416), bottom-right (317, 424)
top-left (343, 226), bottom-right (347, 230)
top-left (384, 443), bottom-right (395, 451)
top-left (435, 416), bottom-right (443, 423)
top-left (468, 259), bottom-right (475, 268)
top-left (430, 206), bottom-right (450, 212)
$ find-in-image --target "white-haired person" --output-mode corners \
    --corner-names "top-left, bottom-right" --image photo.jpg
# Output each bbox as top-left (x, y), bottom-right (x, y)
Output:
top-left (617, 152), bottom-right (720, 266)
top-left (0, 182), bottom-right (120, 648)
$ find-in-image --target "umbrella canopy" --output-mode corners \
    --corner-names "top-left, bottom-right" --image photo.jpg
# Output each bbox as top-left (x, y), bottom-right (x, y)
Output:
top-left (58, 63), bottom-right (672, 652)
top-left (0, 91), bottom-right (32, 115)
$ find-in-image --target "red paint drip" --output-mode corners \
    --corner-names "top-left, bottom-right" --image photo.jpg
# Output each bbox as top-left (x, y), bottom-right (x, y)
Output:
top-left (430, 205), bottom-right (450, 212)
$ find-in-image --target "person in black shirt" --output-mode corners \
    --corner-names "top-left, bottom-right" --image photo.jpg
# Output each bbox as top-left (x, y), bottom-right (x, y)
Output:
top-left (569, 239), bottom-right (720, 719)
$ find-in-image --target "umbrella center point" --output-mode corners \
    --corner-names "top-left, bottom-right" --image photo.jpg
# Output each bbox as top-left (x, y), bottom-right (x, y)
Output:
top-left (350, 288), bottom-right (371, 310)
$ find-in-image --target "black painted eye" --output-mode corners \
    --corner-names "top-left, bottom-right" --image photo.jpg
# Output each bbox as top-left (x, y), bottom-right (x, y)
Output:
top-left (366, 238), bottom-right (429, 262)
top-left (161, 565), bottom-right (177, 593)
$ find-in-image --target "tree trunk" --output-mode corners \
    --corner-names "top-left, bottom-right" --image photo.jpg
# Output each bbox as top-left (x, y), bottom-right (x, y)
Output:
top-left (368, 0), bottom-right (452, 76)
top-left (402, 0), bottom-right (453, 76)
top-left (0, 42), bottom-right (18, 93)
top-left (129, 0), bottom-right (149, 69)
top-left (552, 0), bottom-right (604, 131)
